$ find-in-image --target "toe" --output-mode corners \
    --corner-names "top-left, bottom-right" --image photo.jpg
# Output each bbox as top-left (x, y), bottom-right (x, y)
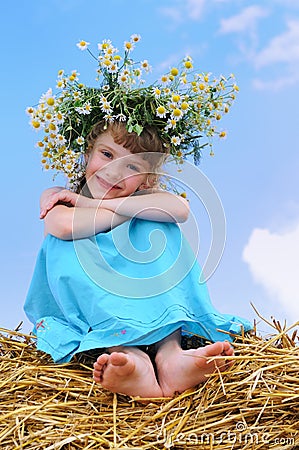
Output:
top-left (94, 353), bottom-right (109, 367)
top-left (109, 352), bottom-right (129, 367)
top-left (222, 341), bottom-right (234, 356)
top-left (205, 341), bottom-right (224, 357)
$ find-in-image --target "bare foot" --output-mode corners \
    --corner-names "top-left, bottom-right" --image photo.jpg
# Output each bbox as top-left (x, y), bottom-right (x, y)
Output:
top-left (93, 346), bottom-right (163, 398)
top-left (156, 341), bottom-right (234, 397)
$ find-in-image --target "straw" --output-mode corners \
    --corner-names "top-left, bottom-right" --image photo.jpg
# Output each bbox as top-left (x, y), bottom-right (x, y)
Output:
top-left (0, 317), bottom-right (298, 449)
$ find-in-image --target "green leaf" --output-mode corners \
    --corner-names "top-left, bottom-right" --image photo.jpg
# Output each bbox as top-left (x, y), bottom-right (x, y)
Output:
top-left (132, 124), bottom-right (143, 135)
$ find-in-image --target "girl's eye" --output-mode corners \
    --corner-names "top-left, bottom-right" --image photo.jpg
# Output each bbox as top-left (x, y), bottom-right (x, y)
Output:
top-left (102, 150), bottom-right (113, 159)
top-left (127, 163), bottom-right (140, 172)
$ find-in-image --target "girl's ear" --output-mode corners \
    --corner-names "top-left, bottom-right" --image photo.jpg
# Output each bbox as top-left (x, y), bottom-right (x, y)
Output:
top-left (138, 182), bottom-right (149, 191)
top-left (137, 174), bottom-right (158, 191)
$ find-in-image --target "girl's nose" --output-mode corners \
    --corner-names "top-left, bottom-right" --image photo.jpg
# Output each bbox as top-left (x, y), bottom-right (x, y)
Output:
top-left (103, 161), bottom-right (124, 183)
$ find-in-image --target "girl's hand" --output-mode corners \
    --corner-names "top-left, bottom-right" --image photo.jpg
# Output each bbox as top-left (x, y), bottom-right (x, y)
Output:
top-left (40, 189), bottom-right (80, 219)
top-left (40, 187), bottom-right (64, 218)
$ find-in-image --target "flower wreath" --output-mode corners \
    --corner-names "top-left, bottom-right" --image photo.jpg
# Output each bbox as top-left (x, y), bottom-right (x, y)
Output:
top-left (27, 34), bottom-right (238, 187)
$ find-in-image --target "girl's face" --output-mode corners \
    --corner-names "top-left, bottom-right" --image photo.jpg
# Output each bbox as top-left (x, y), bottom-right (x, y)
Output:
top-left (85, 131), bottom-right (151, 199)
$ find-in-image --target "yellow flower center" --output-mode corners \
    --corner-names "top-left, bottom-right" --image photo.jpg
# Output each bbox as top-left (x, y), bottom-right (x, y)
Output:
top-left (173, 108), bottom-right (182, 117)
top-left (31, 120), bottom-right (40, 129)
top-left (172, 94), bottom-right (180, 103)
top-left (157, 106), bottom-right (166, 114)
top-left (170, 67), bottom-right (179, 76)
top-left (184, 61), bottom-right (193, 69)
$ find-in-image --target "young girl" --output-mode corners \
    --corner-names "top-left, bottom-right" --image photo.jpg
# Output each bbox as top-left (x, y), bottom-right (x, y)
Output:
top-left (25, 36), bottom-right (252, 398)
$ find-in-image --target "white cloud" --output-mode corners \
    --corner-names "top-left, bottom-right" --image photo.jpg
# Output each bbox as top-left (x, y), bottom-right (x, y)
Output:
top-left (159, 0), bottom-right (206, 23)
top-left (252, 72), bottom-right (299, 90)
top-left (186, 0), bottom-right (206, 19)
top-left (252, 19), bottom-right (299, 90)
top-left (254, 19), bottom-right (299, 68)
top-left (243, 223), bottom-right (299, 320)
top-left (273, 0), bottom-right (299, 8)
top-left (219, 5), bottom-right (269, 34)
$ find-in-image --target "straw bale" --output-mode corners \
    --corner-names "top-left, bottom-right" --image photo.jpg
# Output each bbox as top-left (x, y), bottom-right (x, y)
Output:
top-left (0, 316), bottom-right (298, 449)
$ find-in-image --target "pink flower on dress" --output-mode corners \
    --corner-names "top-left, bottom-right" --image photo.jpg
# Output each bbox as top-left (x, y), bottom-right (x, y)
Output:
top-left (36, 319), bottom-right (46, 330)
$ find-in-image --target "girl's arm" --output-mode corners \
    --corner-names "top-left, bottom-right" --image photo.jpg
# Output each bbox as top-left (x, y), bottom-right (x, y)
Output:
top-left (41, 187), bottom-right (189, 240)
top-left (40, 186), bottom-right (65, 218)
top-left (101, 190), bottom-right (189, 223)
top-left (40, 188), bottom-right (128, 240)
top-left (44, 204), bottom-right (128, 240)
top-left (40, 188), bottom-right (189, 223)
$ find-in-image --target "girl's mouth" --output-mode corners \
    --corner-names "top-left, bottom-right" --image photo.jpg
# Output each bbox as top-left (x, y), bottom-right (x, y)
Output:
top-left (96, 175), bottom-right (121, 191)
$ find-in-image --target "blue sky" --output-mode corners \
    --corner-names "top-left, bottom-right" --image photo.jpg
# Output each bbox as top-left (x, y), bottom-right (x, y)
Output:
top-left (1, 0), bottom-right (299, 334)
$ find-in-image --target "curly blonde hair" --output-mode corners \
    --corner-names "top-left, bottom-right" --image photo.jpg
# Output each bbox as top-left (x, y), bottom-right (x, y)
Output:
top-left (78, 120), bottom-right (168, 195)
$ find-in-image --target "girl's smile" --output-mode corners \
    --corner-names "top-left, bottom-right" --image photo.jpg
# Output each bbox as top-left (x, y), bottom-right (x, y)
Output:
top-left (95, 174), bottom-right (122, 192)
top-left (85, 132), bottom-right (150, 199)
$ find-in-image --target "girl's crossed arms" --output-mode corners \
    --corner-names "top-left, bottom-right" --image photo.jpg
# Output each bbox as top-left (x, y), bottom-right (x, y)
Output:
top-left (40, 187), bottom-right (189, 240)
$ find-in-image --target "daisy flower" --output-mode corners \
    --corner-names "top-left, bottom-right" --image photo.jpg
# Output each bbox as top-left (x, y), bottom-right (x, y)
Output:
top-left (153, 87), bottom-right (162, 98)
top-left (75, 102), bottom-right (92, 115)
top-left (76, 40), bottom-right (90, 51)
top-left (76, 136), bottom-right (85, 146)
top-left (39, 88), bottom-right (55, 106)
top-left (116, 113), bottom-right (127, 122)
top-left (184, 60), bottom-right (193, 70)
top-left (171, 108), bottom-right (183, 120)
top-left (98, 39), bottom-right (112, 51)
top-left (56, 134), bottom-right (67, 145)
top-left (104, 114), bottom-right (115, 122)
top-left (30, 119), bottom-right (41, 129)
top-left (156, 105), bottom-right (167, 118)
top-left (165, 118), bottom-right (177, 130)
top-left (131, 34), bottom-right (141, 43)
top-left (124, 41), bottom-right (134, 52)
top-left (101, 101), bottom-right (113, 115)
top-left (171, 136), bottom-right (181, 146)
top-left (161, 75), bottom-right (169, 84)
top-left (140, 60), bottom-right (151, 72)
top-left (118, 72), bottom-right (129, 84)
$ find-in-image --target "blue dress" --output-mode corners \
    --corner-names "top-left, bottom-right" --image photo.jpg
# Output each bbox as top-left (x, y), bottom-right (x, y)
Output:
top-left (24, 219), bottom-right (252, 362)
